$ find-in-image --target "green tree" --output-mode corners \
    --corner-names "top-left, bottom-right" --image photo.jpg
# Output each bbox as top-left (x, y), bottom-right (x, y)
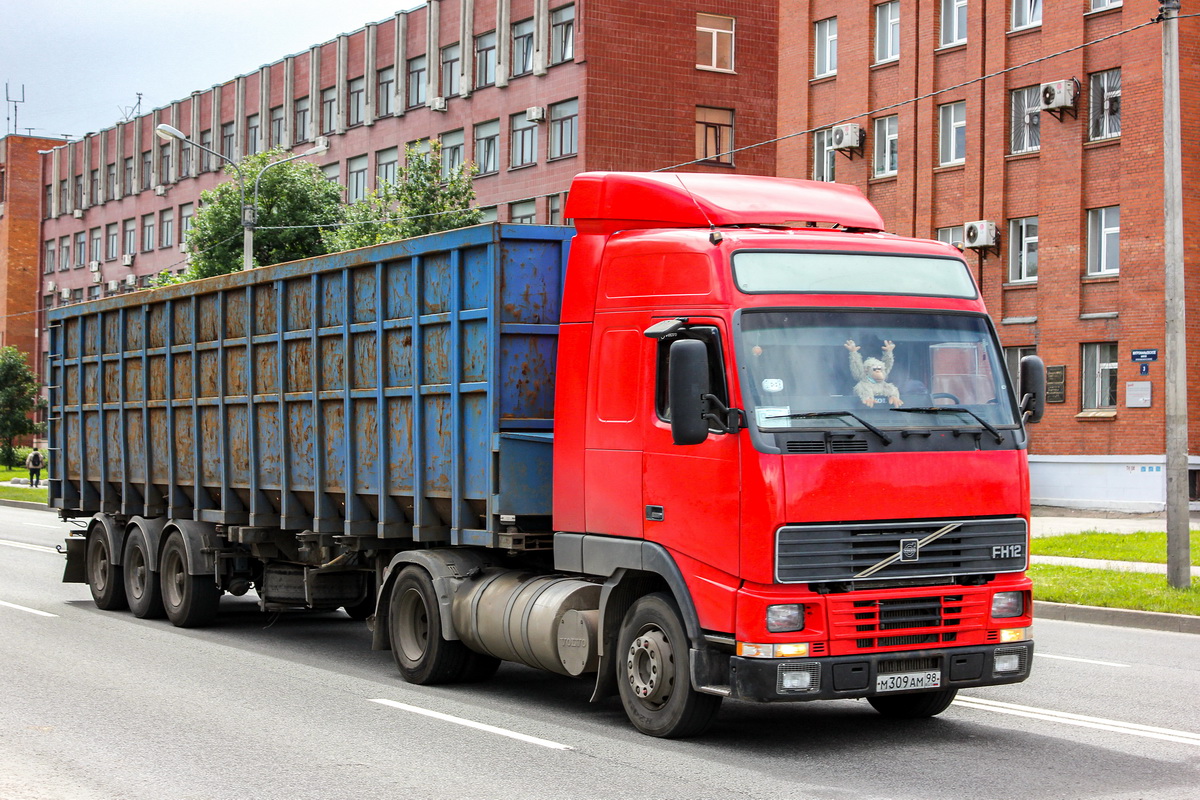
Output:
top-left (322, 141), bottom-right (482, 253)
top-left (184, 148), bottom-right (344, 279)
top-left (0, 347), bottom-right (45, 469)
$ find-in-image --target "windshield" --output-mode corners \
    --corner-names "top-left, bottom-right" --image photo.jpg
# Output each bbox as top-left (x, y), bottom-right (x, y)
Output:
top-left (733, 251), bottom-right (977, 299)
top-left (737, 310), bottom-right (1018, 433)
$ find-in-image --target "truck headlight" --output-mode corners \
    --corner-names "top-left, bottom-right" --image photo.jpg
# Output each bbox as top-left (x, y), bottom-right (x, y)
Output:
top-left (766, 604), bottom-right (805, 633)
top-left (991, 591), bottom-right (1024, 619)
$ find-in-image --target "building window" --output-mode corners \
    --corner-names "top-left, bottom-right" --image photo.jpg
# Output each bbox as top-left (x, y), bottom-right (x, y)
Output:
top-left (1008, 216), bottom-right (1039, 282)
top-left (347, 155), bottom-right (368, 203)
top-left (1091, 0), bottom-right (1121, 9)
top-left (180, 143), bottom-right (191, 178)
top-left (294, 97), bottom-right (310, 143)
top-left (180, 203), bottom-right (194, 241)
top-left (160, 208), bottom-right (174, 248)
top-left (510, 199), bottom-right (537, 223)
top-left (512, 19), bottom-right (535, 77)
top-left (90, 228), bottom-right (102, 263)
top-left (376, 147), bottom-right (399, 186)
top-left (321, 163), bottom-right (341, 185)
top-left (814, 18), bottom-right (838, 77)
top-left (1087, 206), bottom-right (1120, 275)
top-left (1089, 68), bottom-right (1122, 141)
top-left (874, 115), bottom-right (899, 177)
top-left (1010, 86), bottom-right (1041, 154)
top-left (270, 106), bottom-right (284, 146)
top-left (1082, 342), bottom-right (1118, 409)
top-left (74, 232), bottom-right (86, 267)
top-left (475, 33), bottom-right (497, 87)
top-left (875, 1), bottom-right (900, 63)
top-left (376, 68), bottom-right (395, 117)
top-left (441, 44), bottom-right (461, 98)
top-left (549, 99), bottom-right (578, 159)
top-left (936, 225), bottom-right (965, 248)
top-left (58, 180), bottom-right (68, 213)
top-left (941, 0), bottom-right (967, 46)
top-left (123, 219), bottom-right (136, 255)
top-left (510, 113), bottom-right (537, 167)
top-left (696, 107), bottom-right (734, 164)
top-left (74, 174), bottom-right (84, 207)
top-left (1012, 0), bottom-right (1042, 30)
top-left (106, 163), bottom-right (117, 199)
top-left (141, 214), bottom-right (155, 253)
top-left (44, 240), bottom-right (55, 274)
top-left (407, 56), bottom-right (427, 108)
top-left (141, 151), bottom-right (153, 190)
top-left (106, 223), bottom-right (119, 260)
top-left (548, 193), bottom-right (563, 224)
top-left (440, 130), bottom-right (465, 180)
top-left (60, 236), bottom-right (71, 272)
top-left (813, 129), bottom-right (835, 182)
top-left (200, 130), bottom-right (214, 170)
top-left (1004, 345), bottom-right (1037, 385)
top-left (89, 168), bottom-right (101, 205)
top-left (321, 88), bottom-right (337, 134)
top-left (347, 78), bottom-right (365, 126)
top-left (221, 123), bottom-right (236, 162)
top-left (246, 114), bottom-right (260, 155)
top-left (551, 5), bottom-right (575, 65)
top-left (696, 13), bottom-right (734, 71)
top-left (939, 101), bottom-right (966, 165)
top-left (474, 120), bottom-right (500, 175)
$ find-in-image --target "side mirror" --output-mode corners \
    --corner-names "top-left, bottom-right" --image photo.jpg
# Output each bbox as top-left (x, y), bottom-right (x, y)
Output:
top-left (1019, 355), bottom-right (1046, 423)
top-left (668, 338), bottom-right (711, 445)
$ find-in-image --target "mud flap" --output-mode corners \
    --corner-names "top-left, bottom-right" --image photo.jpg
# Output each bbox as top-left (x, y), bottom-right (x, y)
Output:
top-left (62, 537), bottom-right (86, 584)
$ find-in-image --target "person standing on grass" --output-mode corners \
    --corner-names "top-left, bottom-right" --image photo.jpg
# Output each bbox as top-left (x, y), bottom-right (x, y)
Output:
top-left (25, 448), bottom-right (44, 488)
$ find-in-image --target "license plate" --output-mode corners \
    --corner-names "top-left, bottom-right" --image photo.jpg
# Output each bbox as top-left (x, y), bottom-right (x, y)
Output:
top-left (876, 670), bottom-right (942, 693)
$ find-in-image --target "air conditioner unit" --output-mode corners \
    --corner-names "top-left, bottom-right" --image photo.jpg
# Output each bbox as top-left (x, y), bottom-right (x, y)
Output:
top-left (88, 261), bottom-right (100, 272)
top-left (429, 97), bottom-right (448, 112)
top-left (525, 106), bottom-right (545, 123)
top-left (124, 274), bottom-right (137, 287)
top-left (91, 272), bottom-right (102, 284)
top-left (154, 185), bottom-right (167, 196)
top-left (963, 220), bottom-right (998, 249)
top-left (72, 209), bottom-right (84, 219)
top-left (831, 123), bottom-right (863, 150)
top-left (122, 253), bottom-right (134, 267)
top-left (45, 281), bottom-right (56, 293)
top-left (107, 280), bottom-right (120, 292)
top-left (60, 288), bottom-right (71, 300)
top-left (315, 136), bottom-right (330, 150)
top-left (1040, 79), bottom-right (1078, 111)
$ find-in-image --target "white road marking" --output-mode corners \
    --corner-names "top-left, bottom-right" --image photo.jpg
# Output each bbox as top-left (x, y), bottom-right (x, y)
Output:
top-left (954, 696), bottom-right (1200, 747)
top-left (1035, 653), bottom-right (1130, 668)
top-left (0, 539), bottom-right (59, 554)
top-left (369, 698), bottom-right (574, 750)
top-left (24, 523), bottom-right (62, 530)
top-left (0, 600), bottom-right (58, 618)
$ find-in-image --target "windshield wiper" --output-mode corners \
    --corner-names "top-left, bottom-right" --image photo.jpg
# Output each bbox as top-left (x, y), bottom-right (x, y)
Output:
top-left (768, 411), bottom-right (893, 445)
top-left (891, 406), bottom-right (1004, 444)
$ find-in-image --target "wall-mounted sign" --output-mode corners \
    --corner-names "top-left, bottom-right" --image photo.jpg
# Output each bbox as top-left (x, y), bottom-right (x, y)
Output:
top-left (1131, 349), bottom-right (1158, 362)
top-left (1045, 365), bottom-right (1066, 403)
top-left (1126, 381), bottom-right (1152, 408)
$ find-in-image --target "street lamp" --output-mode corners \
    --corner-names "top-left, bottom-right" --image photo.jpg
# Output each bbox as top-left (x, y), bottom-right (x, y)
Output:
top-left (154, 124), bottom-right (327, 271)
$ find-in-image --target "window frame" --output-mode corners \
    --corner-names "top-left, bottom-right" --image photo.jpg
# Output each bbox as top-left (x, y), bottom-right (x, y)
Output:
top-left (814, 17), bottom-right (838, 78)
top-left (474, 120), bottom-right (500, 175)
top-left (441, 43), bottom-right (461, 98)
top-left (440, 130), bottom-right (465, 180)
top-left (1089, 68), bottom-right (1122, 141)
top-left (512, 19), bottom-right (535, 77)
top-left (549, 98), bottom-right (578, 159)
top-left (1012, 0), bottom-right (1042, 30)
top-left (941, 0), bottom-right (968, 46)
top-left (475, 33), bottom-right (498, 87)
top-left (813, 129), bottom-right (835, 182)
top-left (875, 1), bottom-right (900, 64)
top-left (696, 12), bottom-right (734, 72)
top-left (551, 5), bottom-right (576, 65)
top-left (1008, 216), bottom-right (1039, 283)
top-left (376, 67), bottom-right (395, 117)
top-left (294, 97), bottom-right (311, 143)
top-left (938, 101), bottom-right (967, 165)
top-left (407, 56), bottom-right (428, 108)
top-left (1010, 85), bottom-right (1041, 154)
top-left (873, 115), bottom-right (899, 177)
top-left (1087, 206), bottom-right (1120, 276)
top-left (695, 106), bottom-right (734, 165)
top-left (347, 77), bottom-right (366, 126)
top-left (510, 113), bottom-right (538, 168)
top-left (1081, 342), bottom-right (1118, 409)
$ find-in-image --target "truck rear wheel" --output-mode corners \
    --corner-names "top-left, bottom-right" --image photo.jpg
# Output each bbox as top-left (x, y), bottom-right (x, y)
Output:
top-left (388, 566), bottom-right (472, 684)
top-left (160, 531), bottom-right (220, 628)
top-left (616, 593), bottom-right (721, 738)
top-left (86, 531), bottom-right (128, 611)
top-left (868, 688), bottom-right (958, 718)
top-left (123, 528), bottom-right (165, 619)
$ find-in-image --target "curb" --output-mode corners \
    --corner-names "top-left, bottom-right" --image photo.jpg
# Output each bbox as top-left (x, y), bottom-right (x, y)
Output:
top-left (0, 498), bottom-right (54, 512)
top-left (1034, 600), bottom-right (1200, 635)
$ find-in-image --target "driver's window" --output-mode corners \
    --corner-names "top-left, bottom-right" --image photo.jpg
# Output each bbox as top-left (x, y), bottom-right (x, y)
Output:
top-left (654, 326), bottom-right (728, 427)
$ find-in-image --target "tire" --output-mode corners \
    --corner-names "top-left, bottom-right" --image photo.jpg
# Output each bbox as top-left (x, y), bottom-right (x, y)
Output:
top-left (868, 688), bottom-right (958, 719)
top-left (388, 566), bottom-right (473, 684)
top-left (86, 530), bottom-right (127, 611)
top-left (616, 592), bottom-right (722, 738)
top-left (123, 528), bottom-right (165, 619)
top-left (160, 531), bottom-right (220, 628)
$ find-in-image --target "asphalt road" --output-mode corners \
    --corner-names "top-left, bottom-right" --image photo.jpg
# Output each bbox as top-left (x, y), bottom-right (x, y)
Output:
top-left (2, 505), bottom-right (1198, 800)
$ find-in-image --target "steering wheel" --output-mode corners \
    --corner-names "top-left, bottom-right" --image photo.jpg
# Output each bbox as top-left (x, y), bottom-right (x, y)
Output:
top-left (931, 392), bottom-right (960, 405)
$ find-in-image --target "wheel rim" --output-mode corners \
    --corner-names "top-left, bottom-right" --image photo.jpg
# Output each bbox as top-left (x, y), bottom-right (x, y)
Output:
top-left (163, 547), bottom-right (185, 609)
top-left (89, 539), bottom-right (110, 593)
top-left (128, 544), bottom-right (147, 600)
top-left (626, 627), bottom-right (676, 708)
top-left (396, 587), bottom-right (430, 664)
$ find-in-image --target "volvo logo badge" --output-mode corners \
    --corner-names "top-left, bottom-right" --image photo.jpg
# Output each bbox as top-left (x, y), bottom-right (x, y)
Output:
top-left (899, 538), bottom-right (920, 562)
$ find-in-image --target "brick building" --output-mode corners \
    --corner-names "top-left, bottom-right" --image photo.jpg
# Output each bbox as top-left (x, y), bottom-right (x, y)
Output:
top-left (777, 0), bottom-right (1200, 511)
top-left (31, 0), bottom-right (777, 374)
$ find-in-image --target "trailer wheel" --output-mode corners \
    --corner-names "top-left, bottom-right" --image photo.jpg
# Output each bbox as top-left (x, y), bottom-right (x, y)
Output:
top-left (123, 528), bottom-right (165, 619)
top-left (86, 531), bottom-right (128, 611)
top-left (160, 531), bottom-right (220, 628)
top-left (616, 593), bottom-right (721, 738)
top-left (388, 566), bottom-right (472, 684)
top-left (868, 688), bottom-right (958, 719)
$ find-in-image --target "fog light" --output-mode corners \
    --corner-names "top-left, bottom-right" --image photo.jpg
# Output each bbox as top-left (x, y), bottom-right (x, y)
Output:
top-left (994, 653), bottom-right (1022, 673)
top-left (999, 627), bottom-right (1029, 643)
top-left (991, 591), bottom-right (1024, 619)
top-left (780, 669), bottom-right (814, 690)
top-left (767, 604), bottom-right (805, 632)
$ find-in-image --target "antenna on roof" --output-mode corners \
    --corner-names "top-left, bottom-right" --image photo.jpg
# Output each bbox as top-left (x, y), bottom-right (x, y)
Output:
top-left (4, 83), bottom-right (26, 136)
top-left (119, 93), bottom-right (143, 122)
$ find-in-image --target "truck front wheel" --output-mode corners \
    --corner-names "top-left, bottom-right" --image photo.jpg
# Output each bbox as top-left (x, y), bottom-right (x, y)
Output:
top-left (160, 531), bottom-right (220, 628)
top-left (616, 593), bottom-right (721, 738)
top-left (388, 566), bottom-right (473, 684)
top-left (86, 531), bottom-right (127, 611)
top-left (868, 688), bottom-right (958, 718)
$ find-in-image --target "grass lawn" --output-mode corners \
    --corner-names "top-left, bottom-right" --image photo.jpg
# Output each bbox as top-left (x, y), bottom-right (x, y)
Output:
top-left (0, 465), bottom-right (48, 505)
top-left (1031, 531), bottom-right (1200, 565)
top-left (1030, 564), bottom-right (1200, 616)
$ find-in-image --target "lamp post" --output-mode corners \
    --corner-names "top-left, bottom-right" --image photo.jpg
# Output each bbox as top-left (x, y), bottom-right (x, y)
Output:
top-left (154, 124), bottom-right (327, 271)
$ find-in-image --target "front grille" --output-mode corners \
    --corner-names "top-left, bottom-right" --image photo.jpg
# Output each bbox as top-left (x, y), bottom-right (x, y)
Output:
top-left (879, 656), bottom-right (940, 674)
top-left (829, 591), bottom-right (988, 653)
top-left (776, 517), bottom-right (1028, 584)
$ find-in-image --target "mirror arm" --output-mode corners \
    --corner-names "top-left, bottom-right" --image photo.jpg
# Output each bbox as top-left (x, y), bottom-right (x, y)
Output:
top-left (702, 393), bottom-right (744, 434)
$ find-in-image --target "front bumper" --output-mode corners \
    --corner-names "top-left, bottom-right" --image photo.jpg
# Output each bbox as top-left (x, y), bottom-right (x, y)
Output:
top-left (728, 641), bottom-right (1033, 702)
